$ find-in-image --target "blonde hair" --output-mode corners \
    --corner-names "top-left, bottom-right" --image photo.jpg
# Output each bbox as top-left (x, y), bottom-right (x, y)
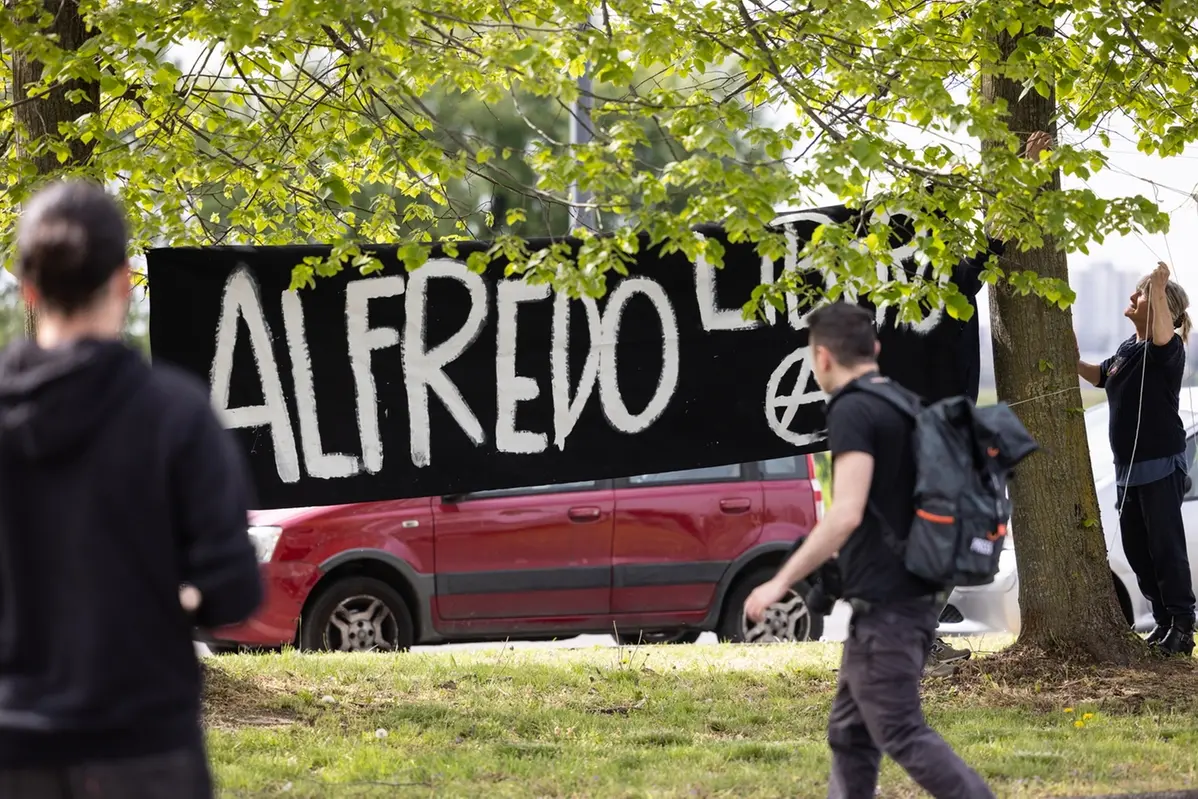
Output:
top-left (1137, 274), bottom-right (1193, 343)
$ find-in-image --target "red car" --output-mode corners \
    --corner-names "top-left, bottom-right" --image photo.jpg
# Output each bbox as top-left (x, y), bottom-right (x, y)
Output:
top-left (204, 456), bottom-right (823, 652)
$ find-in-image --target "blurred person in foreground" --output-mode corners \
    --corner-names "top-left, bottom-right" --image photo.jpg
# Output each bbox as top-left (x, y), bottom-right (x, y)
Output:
top-left (0, 180), bottom-right (262, 798)
top-left (745, 303), bottom-right (993, 799)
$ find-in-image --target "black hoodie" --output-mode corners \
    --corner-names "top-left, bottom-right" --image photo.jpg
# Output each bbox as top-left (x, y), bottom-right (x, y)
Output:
top-left (0, 338), bottom-right (262, 767)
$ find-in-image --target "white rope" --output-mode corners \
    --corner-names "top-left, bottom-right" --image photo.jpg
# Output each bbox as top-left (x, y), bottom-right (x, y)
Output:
top-left (1115, 318), bottom-right (1150, 521)
top-left (1004, 386), bottom-right (1076, 408)
top-left (1115, 200), bottom-right (1170, 522)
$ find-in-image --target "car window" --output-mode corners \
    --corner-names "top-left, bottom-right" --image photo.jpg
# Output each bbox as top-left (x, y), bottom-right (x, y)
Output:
top-left (627, 463), bottom-right (742, 486)
top-left (465, 480), bottom-right (598, 500)
top-left (759, 455), bottom-right (810, 481)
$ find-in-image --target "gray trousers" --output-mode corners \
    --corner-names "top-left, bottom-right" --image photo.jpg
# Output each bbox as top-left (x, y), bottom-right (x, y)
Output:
top-left (0, 747), bottom-right (211, 799)
top-left (827, 600), bottom-right (994, 799)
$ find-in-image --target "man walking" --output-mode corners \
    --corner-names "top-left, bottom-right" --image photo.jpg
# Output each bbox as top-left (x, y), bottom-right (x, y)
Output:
top-left (746, 302), bottom-right (993, 799)
top-left (0, 181), bottom-right (263, 797)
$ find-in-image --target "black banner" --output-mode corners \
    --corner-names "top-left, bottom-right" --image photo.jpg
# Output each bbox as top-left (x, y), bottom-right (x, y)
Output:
top-left (148, 209), bottom-right (986, 510)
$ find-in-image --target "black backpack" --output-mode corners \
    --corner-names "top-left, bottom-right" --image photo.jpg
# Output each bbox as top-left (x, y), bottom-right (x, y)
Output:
top-left (847, 376), bottom-right (1039, 587)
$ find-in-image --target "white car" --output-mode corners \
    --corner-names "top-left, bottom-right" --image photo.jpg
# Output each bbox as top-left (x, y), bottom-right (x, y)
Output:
top-left (937, 397), bottom-right (1198, 636)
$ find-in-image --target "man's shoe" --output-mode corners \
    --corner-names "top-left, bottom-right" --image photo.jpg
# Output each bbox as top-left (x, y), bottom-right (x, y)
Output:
top-left (1146, 623), bottom-right (1171, 647)
top-left (1159, 619), bottom-right (1195, 658)
top-left (924, 657), bottom-right (958, 678)
top-left (931, 637), bottom-right (971, 663)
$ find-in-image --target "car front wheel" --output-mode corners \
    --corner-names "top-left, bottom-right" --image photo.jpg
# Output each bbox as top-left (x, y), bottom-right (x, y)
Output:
top-left (717, 567), bottom-right (824, 643)
top-left (299, 576), bottom-right (415, 652)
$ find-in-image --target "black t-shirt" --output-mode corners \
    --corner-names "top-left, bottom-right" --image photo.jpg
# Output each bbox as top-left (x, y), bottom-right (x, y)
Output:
top-left (826, 375), bottom-right (942, 602)
top-left (1099, 334), bottom-right (1186, 464)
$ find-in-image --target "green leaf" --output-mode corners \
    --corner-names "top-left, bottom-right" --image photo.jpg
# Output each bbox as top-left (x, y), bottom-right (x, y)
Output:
top-left (99, 74), bottom-right (127, 96)
top-left (320, 177), bottom-right (352, 207)
top-left (398, 242), bottom-right (428, 272)
top-left (944, 291), bottom-right (974, 322)
top-left (466, 251), bottom-right (490, 274)
top-left (347, 128), bottom-right (374, 148)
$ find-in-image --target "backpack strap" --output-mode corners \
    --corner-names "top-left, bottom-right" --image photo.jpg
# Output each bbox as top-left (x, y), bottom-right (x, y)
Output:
top-left (839, 376), bottom-right (922, 562)
top-left (846, 375), bottom-right (923, 419)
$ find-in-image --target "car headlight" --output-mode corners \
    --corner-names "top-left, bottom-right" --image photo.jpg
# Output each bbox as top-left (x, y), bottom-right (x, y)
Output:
top-left (248, 525), bottom-right (283, 563)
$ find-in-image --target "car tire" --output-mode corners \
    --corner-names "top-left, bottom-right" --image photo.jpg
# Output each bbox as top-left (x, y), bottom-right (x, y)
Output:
top-left (615, 630), bottom-right (702, 646)
top-left (717, 566), bottom-right (824, 643)
top-left (1112, 572), bottom-right (1135, 626)
top-left (299, 576), bottom-right (415, 652)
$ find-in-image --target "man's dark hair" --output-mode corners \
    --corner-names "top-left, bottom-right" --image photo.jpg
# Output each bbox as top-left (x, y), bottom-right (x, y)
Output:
top-left (15, 180), bottom-right (128, 314)
top-left (808, 301), bottom-right (877, 366)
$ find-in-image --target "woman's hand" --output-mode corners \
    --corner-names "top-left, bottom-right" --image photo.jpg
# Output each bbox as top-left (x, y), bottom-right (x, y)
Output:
top-left (1025, 131), bottom-right (1053, 161)
top-left (1150, 261), bottom-right (1171, 296)
top-left (1148, 261), bottom-right (1175, 346)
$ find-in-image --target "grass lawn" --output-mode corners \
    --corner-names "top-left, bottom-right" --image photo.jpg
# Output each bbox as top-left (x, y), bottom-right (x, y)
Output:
top-left (205, 642), bottom-right (1198, 798)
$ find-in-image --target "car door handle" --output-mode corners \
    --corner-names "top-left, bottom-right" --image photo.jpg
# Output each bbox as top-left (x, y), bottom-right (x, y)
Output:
top-left (720, 498), bottom-right (752, 514)
top-left (568, 506), bottom-right (602, 523)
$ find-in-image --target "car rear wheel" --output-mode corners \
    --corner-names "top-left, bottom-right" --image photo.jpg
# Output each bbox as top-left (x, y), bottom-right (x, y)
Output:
top-left (1112, 572), bottom-right (1135, 626)
top-left (717, 567), bottom-right (824, 643)
top-left (615, 630), bottom-right (702, 646)
top-left (299, 576), bottom-right (415, 652)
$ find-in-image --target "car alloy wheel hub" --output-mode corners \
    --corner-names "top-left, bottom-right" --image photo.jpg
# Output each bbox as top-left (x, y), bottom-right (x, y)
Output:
top-left (326, 596), bottom-right (399, 652)
top-left (743, 590), bottom-right (812, 643)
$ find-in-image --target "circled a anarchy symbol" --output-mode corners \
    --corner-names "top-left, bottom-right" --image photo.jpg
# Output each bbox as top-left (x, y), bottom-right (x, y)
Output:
top-left (764, 346), bottom-right (828, 446)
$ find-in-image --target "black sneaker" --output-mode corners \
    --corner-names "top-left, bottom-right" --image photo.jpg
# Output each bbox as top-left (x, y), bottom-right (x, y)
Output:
top-left (1147, 623), bottom-right (1171, 647)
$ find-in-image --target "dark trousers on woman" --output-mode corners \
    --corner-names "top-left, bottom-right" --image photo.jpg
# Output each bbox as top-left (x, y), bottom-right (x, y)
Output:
top-left (0, 747), bottom-right (212, 799)
top-left (1117, 469), bottom-right (1197, 626)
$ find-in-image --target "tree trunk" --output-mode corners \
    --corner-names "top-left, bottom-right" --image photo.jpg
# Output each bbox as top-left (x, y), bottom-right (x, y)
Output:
top-left (982, 29), bottom-right (1143, 664)
top-left (11, 0), bottom-right (100, 340)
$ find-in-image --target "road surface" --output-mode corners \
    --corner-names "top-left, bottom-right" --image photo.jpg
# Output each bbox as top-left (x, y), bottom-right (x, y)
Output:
top-left (194, 602), bottom-right (855, 656)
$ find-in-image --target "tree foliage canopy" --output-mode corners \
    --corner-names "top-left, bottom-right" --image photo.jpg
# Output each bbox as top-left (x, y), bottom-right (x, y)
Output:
top-left (2, 0), bottom-right (1196, 316)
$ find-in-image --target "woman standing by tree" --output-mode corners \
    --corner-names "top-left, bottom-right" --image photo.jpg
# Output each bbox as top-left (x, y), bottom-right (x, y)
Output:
top-left (1078, 261), bottom-right (1195, 656)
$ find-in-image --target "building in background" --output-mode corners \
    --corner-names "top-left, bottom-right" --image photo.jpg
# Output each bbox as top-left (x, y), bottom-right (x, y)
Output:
top-left (1073, 261), bottom-right (1141, 361)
